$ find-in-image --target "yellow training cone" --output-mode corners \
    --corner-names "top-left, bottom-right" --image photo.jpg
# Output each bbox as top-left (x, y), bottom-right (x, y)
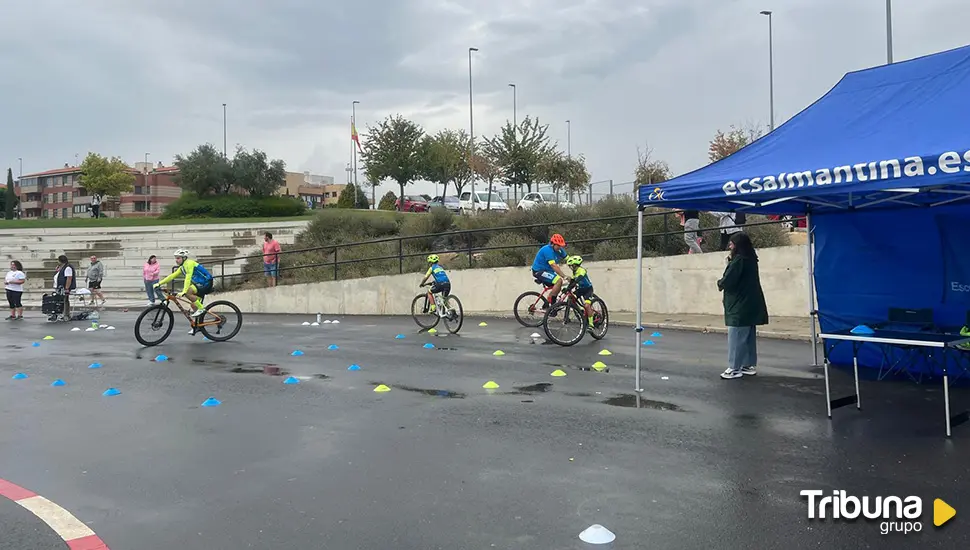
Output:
top-left (592, 361), bottom-right (608, 371)
top-left (428, 328), bottom-right (437, 334)
top-left (479, 322), bottom-right (488, 327)
top-left (598, 349), bottom-right (612, 356)
top-left (493, 350), bottom-right (505, 356)
top-left (551, 369), bottom-right (567, 377)
top-left (482, 381), bottom-right (500, 389)
top-left (373, 384), bottom-right (391, 393)
top-left (43, 335), bottom-right (54, 340)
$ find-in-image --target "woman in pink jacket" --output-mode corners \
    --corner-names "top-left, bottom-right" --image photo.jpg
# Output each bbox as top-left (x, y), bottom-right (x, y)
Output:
top-left (143, 255), bottom-right (161, 305)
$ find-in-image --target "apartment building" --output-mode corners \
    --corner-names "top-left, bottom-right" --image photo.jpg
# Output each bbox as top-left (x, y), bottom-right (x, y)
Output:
top-left (15, 162), bottom-right (182, 219)
top-left (282, 171), bottom-right (345, 208)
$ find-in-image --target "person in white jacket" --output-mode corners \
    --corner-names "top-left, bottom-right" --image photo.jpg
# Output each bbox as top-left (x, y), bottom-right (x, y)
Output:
top-left (711, 212), bottom-right (744, 251)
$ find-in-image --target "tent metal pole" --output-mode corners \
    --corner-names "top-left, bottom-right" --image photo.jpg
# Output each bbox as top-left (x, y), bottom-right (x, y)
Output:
top-left (634, 207), bottom-right (645, 393)
top-left (806, 212), bottom-right (819, 366)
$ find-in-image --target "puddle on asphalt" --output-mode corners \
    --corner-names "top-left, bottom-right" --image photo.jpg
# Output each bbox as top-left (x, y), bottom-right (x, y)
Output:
top-left (391, 385), bottom-right (466, 398)
top-left (436, 347), bottom-right (458, 351)
top-left (514, 382), bottom-right (553, 393)
top-left (565, 392), bottom-right (593, 397)
top-left (544, 362), bottom-right (608, 373)
top-left (602, 394), bottom-right (685, 411)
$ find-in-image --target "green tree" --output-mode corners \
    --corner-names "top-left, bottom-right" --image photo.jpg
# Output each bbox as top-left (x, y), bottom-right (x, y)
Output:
top-left (78, 153), bottom-right (136, 208)
top-left (360, 115), bottom-right (425, 211)
top-left (4, 168), bottom-right (15, 219)
top-left (421, 129), bottom-right (472, 197)
top-left (483, 116), bottom-right (554, 196)
top-left (377, 190), bottom-right (397, 211)
top-left (469, 152), bottom-right (502, 209)
top-left (537, 151), bottom-right (590, 197)
top-left (708, 124), bottom-right (765, 162)
top-left (174, 143), bottom-right (233, 195)
top-left (231, 146), bottom-right (286, 197)
top-left (634, 144), bottom-right (671, 187)
top-left (337, 183), bottom-right (370, 209)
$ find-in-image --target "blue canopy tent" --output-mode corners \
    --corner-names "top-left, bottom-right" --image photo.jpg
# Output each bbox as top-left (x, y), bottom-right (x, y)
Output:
top-left (628, 44), bottom-right (970, 392)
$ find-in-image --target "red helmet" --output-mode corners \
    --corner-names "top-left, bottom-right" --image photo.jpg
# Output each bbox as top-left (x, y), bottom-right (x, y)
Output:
top-left (550, 233), bottom-right (566, 247)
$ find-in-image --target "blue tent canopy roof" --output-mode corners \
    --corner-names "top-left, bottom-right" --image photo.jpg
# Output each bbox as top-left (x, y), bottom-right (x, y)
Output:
top-left (638, 44), bottom-right (970, 214)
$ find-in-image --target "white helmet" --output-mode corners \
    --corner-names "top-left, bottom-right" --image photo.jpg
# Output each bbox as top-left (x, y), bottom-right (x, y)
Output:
top-left (174, 249), bottom-right (190, 258)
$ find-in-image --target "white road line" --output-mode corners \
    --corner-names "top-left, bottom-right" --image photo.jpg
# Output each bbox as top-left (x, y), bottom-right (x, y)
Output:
top-left (16, 495), bottom-right (96, 541)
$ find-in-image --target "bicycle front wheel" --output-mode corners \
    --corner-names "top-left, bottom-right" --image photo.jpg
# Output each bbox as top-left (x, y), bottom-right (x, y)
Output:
top-left (442, 294), bottom-right (464, 334)
top-left (513, 291), bottom-right (548, 327)
top-left (199, 300), bottom-right (244, 342)
top-left (411, 293), bottom-right (440, 330)
top-left (589, 296), bottom-right (609, 340)
top-left (134, 305), bottom-right (174, 347)
top-left (543, 301), bottom-right (587, 347)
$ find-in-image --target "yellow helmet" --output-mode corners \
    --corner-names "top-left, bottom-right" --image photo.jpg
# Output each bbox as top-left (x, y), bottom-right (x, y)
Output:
top-left (566, 255), bottom-right (583, 266)
top-left (427, 254), bottom-right (439, 263)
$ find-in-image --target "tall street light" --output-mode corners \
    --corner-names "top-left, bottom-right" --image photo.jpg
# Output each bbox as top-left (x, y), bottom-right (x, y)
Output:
top-left (508, 83), bottom-right (517, 202)
top-left (352, 100), bottom-right (360, 187)
top-left (566, 120), bottom-right (571, 159)
top-left (760, 10), bottom-right (775, 132)
top-left (17, 157), bottom-right (22, 178)
top-left (886, 0), bottom-right (893, 64)
top-left (222, 103), bottom-right (228, 158)
top-left (468, 47), bottom-right (479, 208)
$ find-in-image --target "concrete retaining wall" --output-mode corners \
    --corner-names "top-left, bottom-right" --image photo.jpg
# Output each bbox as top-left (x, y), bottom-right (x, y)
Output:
top-left (219, 245), bottom-right (813, 318)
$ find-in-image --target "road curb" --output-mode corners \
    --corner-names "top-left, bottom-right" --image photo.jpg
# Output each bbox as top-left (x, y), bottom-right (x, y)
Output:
top-left (0, 478), bottom-right (110, 549)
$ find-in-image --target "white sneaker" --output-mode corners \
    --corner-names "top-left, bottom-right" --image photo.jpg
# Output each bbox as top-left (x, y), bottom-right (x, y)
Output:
top-left (191, 309), bottom-right (205, 318)
top-left (720, 369), bottom-right (743, 380)
top-left (741, 366), bottom-right (757, 376)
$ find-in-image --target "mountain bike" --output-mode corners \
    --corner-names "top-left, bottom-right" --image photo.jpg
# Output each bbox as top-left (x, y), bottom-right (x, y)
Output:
top-left (411, 283), bottom-right (464, 334)
top-left (513, 278), bottom-right (560, 327)
top-left (134, 287), bottom-right (243, 347)
top-left (542, 288), bottom-right (609, 347)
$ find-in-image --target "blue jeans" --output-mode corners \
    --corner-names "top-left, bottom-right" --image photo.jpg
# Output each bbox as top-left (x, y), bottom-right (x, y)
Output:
top-left (727, 326), bottom-right (757, 373)
top-left (145, 279), bottom-right (159, 302)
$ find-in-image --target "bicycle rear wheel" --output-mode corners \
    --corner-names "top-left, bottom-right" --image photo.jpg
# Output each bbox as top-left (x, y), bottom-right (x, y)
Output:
top-left (513, 291), bottom-right (548, 327)
top-left (199, 300), bottom-right (243, 342)
top-left (442, 294), bottom-right (464, 334)
top-left (589, 296), bottom-right (609, 340)
top-left (134, 305), bottom-right (174, 347)
top-left (411, 293), bottom-right (440, 330)
top-left (543, 301), bottom-right (587, 347)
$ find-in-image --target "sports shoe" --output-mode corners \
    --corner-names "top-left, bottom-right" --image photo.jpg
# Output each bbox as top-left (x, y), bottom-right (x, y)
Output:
top-left (191, 309), bottom-right (205, 318)
top-left (720, 369), bottom-right (743, 380)
top-left (741, 366), bottom-right (757, 376)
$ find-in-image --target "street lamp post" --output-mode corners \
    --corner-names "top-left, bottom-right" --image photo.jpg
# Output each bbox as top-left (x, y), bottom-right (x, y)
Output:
top-left (352, 100), bottom-right (360, 188)
top-left (886, 0), bottom-right (893, 64)
top-left (508, 83), bottom-right (516, 202)
top-left (760, 10), bottom-right (775, 132)
top-left (222, 103), bottom-right (228, 158)
top-left (18, 157), bottom-right (22, 178)
top-left (468, 47), bottom-right (478, 211)
top-left (565, 120), bottom-right (572, 202)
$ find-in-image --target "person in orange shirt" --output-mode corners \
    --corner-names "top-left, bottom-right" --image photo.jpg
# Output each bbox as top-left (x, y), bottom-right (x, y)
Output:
top-left (262, 232), bottom-right (282, 287)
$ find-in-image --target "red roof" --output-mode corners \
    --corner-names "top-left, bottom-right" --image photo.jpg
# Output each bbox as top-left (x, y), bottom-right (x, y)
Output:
top-left (21, 165), bottom-right (180, 178)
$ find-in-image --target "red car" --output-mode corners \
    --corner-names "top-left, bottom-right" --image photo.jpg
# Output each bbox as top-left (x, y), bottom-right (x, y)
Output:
top-left (395, 195), bottom-right (430, 212)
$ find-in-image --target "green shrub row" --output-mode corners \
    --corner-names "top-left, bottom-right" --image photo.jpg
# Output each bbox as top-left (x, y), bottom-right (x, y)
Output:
top-left (160, 193), bottom-right (308, 219)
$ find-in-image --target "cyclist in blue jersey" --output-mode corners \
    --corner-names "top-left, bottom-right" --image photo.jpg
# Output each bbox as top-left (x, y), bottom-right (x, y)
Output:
top-left (419, 254), bottom-right (456, 320)
top-left (531, 233), bottom-right (568, 304)
top-left (155, 249), bottom-right (214, 318)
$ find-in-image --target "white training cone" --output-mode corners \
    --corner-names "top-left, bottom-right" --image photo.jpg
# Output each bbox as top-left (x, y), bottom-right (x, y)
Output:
top-left (85, 327), bottom-right (97, 332)
top-left (302, 321), bottom-right (311, 326)
top-left (323, 320), bottom-right (332, 324)
top-left (579, 524), bottom-right (616, 545)
top-left (311, 322), bottom-right (320, 326)
top-left (332, 320), bottom-right (340, 324)
top-left (71, 327), bottom-right (81, 332)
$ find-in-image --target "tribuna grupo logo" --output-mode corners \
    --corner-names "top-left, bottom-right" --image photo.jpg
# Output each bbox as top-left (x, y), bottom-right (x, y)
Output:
top-left (801, 490), bottom-right (955, 535)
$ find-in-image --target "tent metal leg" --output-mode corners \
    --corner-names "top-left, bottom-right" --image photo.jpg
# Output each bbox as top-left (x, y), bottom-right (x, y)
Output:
top-left (634, 207), bottom-right (644, 393)
top-left (806, 212), bottom-right (819, 366)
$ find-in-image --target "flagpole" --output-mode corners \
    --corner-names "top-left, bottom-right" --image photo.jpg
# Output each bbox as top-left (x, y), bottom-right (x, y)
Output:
top-left (352, 101), bottom-right (360, 188)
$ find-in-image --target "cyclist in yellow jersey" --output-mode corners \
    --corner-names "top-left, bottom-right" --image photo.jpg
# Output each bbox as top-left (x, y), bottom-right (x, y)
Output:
top-left (155, 249), bottom-right (215, 318)
top-left (564, 255), bottom-right (596, 327)
top-left (418, 254), bottom-right (456, 320)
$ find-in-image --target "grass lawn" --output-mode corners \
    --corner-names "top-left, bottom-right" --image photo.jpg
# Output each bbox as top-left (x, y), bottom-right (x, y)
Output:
top-left (0, 215), bottom-right (317, 230)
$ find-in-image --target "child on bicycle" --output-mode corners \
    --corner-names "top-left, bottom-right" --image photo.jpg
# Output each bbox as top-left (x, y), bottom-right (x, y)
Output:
top-left (564, 255), bottom-right (597, 328)
top-left (418, 254), bottom-right (453, 318)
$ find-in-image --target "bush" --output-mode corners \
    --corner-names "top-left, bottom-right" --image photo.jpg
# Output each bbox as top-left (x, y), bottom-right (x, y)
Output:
top-left (378, 191), bottom-right (397, 211)
top-left (477, 232), bottom-right (536, 269)
top-left (160, 193), bottom-right (307, 219)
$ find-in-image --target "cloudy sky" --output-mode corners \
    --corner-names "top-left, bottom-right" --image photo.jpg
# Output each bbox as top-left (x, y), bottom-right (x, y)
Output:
top-left (1, 0), bottom-right (968, 198)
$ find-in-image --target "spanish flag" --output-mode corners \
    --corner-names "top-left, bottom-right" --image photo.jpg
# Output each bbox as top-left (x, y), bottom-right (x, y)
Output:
top-left (351, 121), bottom-right (363, 153)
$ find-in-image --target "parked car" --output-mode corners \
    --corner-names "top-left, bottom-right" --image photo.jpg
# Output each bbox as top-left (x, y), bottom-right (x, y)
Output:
top-left (516, 192), bottom-right (575, 210)
top-left (429, 195), bottom-right (461, 213)
top-left (395, 195), bottom-right (430, 212)
top-left (458, 191), bottom-right (510, 213)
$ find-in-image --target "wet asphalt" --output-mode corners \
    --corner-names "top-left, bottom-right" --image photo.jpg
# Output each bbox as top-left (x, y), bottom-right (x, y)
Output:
top-left (1, 312), bottom-right (969, 549)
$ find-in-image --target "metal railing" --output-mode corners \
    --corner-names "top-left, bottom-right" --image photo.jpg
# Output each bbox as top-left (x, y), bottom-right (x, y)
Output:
top-left (205, 210), bottom-right (803, 290)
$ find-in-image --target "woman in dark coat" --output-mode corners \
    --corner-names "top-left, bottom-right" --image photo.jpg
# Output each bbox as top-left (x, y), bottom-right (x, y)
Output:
top-left (716, 232), bottom-right (769, 379)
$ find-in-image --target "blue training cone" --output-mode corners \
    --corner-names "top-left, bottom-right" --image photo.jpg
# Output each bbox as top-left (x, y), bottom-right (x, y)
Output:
top-left (31, 342), bottom-right (40, 347)
top-left (283, 376), bottom-right (300, 385)
top-left (423, 343), bottom-right (435, 349)
top-left (103, 388), bottom-right (121, 396)
top-left (12, 373), bottom-right (28, 380)
top-left (51, 379), bottom-right (65, 387)
top-left (348, 364), bottom-right (361, 371)
top-left (328, 344), bottom-right (339, 350)
top-left (154, 355), bottom-right (168, 362)
top-left (850, 325), bottom-right (875, 335)
top-left (651, 332), bottom-right (662, 337)
top-left (395, 334), bottom-right (406, 339)
top-left (291, 350), bottom-right (304, 356)
top-left (88, 363), bottom-right (102, 369)
top-left (201, 397), bottom-right (221, 407)
top-left (642, 340), bottom-right (655, 346)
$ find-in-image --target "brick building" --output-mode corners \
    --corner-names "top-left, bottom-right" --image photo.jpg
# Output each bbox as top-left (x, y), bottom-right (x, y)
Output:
top-left (15, 162), bottom-right (182, 219)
